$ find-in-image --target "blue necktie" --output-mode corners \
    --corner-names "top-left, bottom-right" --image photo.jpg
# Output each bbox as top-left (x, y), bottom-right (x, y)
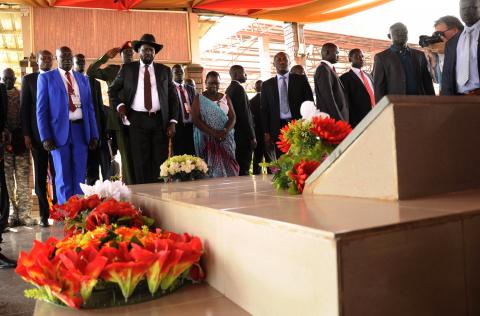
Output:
top-left (279, 76), bottom-right (290, 115)
top-left (458, 28), bottom-right (473, 86)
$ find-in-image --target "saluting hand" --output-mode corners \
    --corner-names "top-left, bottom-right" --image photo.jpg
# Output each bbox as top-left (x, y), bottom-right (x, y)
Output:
top-left (105, 47), bottom-right (121, 59)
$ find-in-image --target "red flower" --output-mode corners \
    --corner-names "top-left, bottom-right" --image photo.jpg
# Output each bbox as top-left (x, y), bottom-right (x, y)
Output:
top-left (276, 120), bottom-right (296, 153)
top-left (310, 116), bottom-right (352, 145)
top-left (288, 160), bottom-right (320, 193)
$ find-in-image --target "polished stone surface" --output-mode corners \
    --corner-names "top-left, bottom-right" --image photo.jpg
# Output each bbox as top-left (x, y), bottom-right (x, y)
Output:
top-left (131, 176), bottom-right (480, 237)
top-left (0, 224), bottom-right (64, 316)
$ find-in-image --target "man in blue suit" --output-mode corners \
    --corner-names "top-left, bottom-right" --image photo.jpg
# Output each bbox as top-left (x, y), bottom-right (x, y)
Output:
top-left (37, 46), bottom-right (99, 204)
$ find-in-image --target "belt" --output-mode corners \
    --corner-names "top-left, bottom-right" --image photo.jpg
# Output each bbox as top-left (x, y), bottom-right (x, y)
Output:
top-left (132, 110), bottom-right (160, 117)
top-left (70, 119), bottom-right (83, 124)
top-left (463, 88), bottom-right (480, 96)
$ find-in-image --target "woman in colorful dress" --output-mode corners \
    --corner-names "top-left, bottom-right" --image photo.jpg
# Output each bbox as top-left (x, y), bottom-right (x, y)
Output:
top-left (191, 71), bottom-right (239, 177)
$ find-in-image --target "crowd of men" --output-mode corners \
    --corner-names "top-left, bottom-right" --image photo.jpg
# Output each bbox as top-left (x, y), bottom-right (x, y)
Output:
top-left (0, 0), bottom-right (479, 268)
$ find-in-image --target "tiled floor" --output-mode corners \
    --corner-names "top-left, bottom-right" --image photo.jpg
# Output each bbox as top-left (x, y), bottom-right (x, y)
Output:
top-left (0, 224), bottom-right (64, 316)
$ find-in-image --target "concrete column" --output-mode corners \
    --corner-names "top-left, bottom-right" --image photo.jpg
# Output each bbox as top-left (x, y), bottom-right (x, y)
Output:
top-left (283, 22), bottom-right (306, 66)
top-left (258, 35), bottom-right (271, 80)
top-left (186, 10), bottom-right (204, 92)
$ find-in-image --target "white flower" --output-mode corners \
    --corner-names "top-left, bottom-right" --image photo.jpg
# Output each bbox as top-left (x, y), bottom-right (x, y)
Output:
top-left (300, 101), bottom-right (330, 120)
top-left (80, 180), bottom-right (131, 201)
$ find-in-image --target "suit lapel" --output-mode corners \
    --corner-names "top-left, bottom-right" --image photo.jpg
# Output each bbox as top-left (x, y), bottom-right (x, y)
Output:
top-left (54, 69), bottom-right (68, 96)
top-left (272, 76), bottom-right (280, 118)
top-left (349, 70), bottom-right (368, 94)
top-left (131, 62), bottom-right (140, 105)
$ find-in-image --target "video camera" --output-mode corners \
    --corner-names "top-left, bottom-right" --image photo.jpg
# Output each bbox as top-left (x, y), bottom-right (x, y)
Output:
top-left (419, 31), bottom-right (443, 48)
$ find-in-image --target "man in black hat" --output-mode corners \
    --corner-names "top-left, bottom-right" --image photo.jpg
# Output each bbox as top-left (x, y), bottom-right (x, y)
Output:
top-left (109, 34), bottom-right (179, 184)
top-left (87, 41), bottom-right (136, 184)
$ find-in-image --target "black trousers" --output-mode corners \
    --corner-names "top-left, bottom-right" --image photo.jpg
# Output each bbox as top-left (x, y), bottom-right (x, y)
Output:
top-left (173, 122), bottom-right (195, 156)
top-left (86, 139), bottom-right (112, 185)
top-left (252, 129), bottom-right (271, 175)
top-left (0, 155), bottom-right (10, 243)
top-left (31, 144), bottom-right (56, 223)
top-left (235, 136), bottom-right (253, 176)
top-left (129, 110), bottom-right (168, 184)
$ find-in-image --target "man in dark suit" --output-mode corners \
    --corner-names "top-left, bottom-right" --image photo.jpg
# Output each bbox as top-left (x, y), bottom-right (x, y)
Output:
top-left (250, 80), bottom-right (270, 175)
top-left (442, 0), bottom-right (480, 95)
top-left (109, 34), bottom-right (179, 184)
top-left (226, 65), bottom-right (256, 175)
top-left (373, 23), bottom-right (435, 102)
top-left (74, 54), bottom-right (112, 184)
top-left (340, 49), bottom-right (375, 128)
top-left (21, 50), bottom-right (56, 226)
top-left (37, 46), bottom-right (99, 204)
top-left (314, 43), bottom-right (349, 122)
top-left (261, 52), bottom-right (314, 158)
top-left (172, 64), bottom-right (196, 156)
top-left (87, 41), bottom-right (136, 184)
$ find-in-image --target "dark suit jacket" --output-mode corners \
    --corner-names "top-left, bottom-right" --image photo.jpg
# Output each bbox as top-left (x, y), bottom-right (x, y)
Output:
top-left (250, 93), bottom-right (263, 137)
top-left (442, 32), bottom-right (480, 95)
top-left (373, 47), bottom-right (435, 102)
top-left (261, 73), bottom-right (313, 140)
top-left (21, 72), bottom-right (42, 146)
top-left (0, 83), bottom-right (6, 132)
top-left (175, 82), bottom-right (195, 124)
top-left (314, 62), bottom-right (349, 121)
top-left (340, 69), bottom-right (374, 128)
top-left (108, 61), bottom-right (179, 130)
top-left (89, 77), bottom-right (107, 141)
top-left (226, 81), bottom-right (256, 146)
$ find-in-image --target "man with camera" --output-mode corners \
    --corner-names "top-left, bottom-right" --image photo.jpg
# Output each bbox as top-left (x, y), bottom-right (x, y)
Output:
top-left (420, 16), bottom-right (463, 89)
top-left (442, 0), bottom-right (480, 96)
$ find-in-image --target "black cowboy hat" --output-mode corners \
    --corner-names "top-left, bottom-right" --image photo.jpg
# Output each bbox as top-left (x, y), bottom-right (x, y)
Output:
top-left (132, 33), bottom-right (163, 54)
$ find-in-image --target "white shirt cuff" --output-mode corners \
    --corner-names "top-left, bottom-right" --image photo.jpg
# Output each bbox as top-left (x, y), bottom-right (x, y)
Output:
top-left (116, 103), bottom-right (125, 111)
top-left (170, 119), bottom-right (178, 124)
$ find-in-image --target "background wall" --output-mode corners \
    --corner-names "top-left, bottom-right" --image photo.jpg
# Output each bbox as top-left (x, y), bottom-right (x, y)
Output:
top-left (31, 7), bottom-right (190, 63)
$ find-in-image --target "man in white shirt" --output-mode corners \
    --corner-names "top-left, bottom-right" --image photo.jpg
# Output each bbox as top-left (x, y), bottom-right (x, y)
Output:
top-left (108, 34), bottom-right (179, 184)
top-left (340, 49), bottom-right (375, 128)
top-left (172, 64), bottom-right (196, 156)
top-left (442, 0), bottom-right (480, 95)
top-left (36, 46), bottom-right (99, 204)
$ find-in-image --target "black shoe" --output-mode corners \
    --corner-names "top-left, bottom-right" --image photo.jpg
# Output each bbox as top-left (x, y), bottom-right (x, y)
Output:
top-left (40, 221), bottom-right (50, 228)
top-left (0, 253), bottom-right (16, 269)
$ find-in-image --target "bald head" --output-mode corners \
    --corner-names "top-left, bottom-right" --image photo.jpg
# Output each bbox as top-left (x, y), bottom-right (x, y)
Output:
top-left (229, 65), bottom-right (246, 83)
top-left (273, 52), bottom-right (290, 75)
top-left (389, 22), bottom-right (408, 47)
top-left (460, 0), bottom-right (480, 26)
top-left (2, 68), bottom-right (15, 90)
top-left (73, 53), bottom-right (86, 73)
top-left (321, 43), bottom-right (339, 64)
top-left (37, 50), bottom-right (53, 72)
top-left (56, 46), bottom-right (73, 71)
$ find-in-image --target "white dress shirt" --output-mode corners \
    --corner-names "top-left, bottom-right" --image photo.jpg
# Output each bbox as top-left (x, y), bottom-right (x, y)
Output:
top-left (276, 72), bottom-right (292, 119)
top-left (456, 19), bottom-right (480, 93)
top-left (351, 67), bottom-right (374, 92)
top-left (58, 68), bottom-right (83, 120)
top-left (131, 60), bottom-right (161, 112)
top-left (173, 81), bottom-right (191, 123)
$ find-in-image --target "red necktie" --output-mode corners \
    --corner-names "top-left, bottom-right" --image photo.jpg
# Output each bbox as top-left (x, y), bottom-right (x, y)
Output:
top-left (144, 65), bottom-right (152, 111)
top-left (178, 85), bottom-right (189, 120)
top-left (65, 71), bottom-right (76, 112)
top-left (360, 71), bottom-right (375, 107)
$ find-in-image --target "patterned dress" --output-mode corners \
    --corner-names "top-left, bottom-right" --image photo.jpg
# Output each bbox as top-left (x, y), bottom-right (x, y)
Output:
top-left (193, 94), bottom-right (239, 177)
